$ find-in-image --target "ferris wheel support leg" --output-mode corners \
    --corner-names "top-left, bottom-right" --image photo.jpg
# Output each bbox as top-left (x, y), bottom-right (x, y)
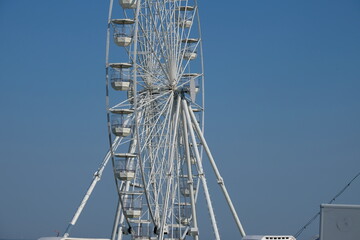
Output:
top-left (187, 105), bottom-right (247, 238)
top-left (182, 99), bottom-right (221, 240)
top-left (159, 96), bottom-right (182, 240)
top-left (182, 109), bottom-right (199, 240)
top-left (63, 137), bottom-right (121, 237)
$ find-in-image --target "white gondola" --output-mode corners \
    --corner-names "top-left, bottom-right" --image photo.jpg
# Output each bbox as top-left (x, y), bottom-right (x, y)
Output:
top-left (180, 73), bottom-right (200, 93)
top-left (180, 180), bottom-right (197, 197)
top-left (111, 113), bottom-right (132, 137)
top-left (182, 39), bottom-right (198, 60)
top-left (109, 63), bottom-right (132, 91)
top-left (122, 193), bottom-right (143, 218)
top-left (119, 0), bottom-right (137, 9)
top-left (177, 6), bottom-right (194, 28)
top-left (180, 187), bottom-right (197, 197)
top-left (175, 203), bottom-right (192, 225)
top-left (112, 19), bottom-right (135, 47)
top-left (114, 153), bottom-right (136, 181)
top-left (179, 73), bottom-right (200, 101)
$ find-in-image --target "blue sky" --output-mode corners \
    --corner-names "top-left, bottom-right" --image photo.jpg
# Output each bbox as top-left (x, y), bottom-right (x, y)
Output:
top-left (0, 1), bottom-right (360, 240)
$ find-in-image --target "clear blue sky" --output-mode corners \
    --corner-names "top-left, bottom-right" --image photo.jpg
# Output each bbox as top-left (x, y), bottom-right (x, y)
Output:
top-left (0, 1), bottom-right (359, 240)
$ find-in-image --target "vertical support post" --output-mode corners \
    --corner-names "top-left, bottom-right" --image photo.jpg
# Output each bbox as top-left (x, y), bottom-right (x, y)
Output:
top-left (187, 105), bottom-right (246, 238)
top-left (182, 99), bottom-right (221, 240)
top-left (159, 96), bottom-right (182, 240)
top-left (181, 107), bottom-right (199, 240)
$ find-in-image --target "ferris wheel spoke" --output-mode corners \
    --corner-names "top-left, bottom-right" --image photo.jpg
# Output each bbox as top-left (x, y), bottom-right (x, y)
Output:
top-left (153, 2), bottom-right (176, 62)
top-left (138, 108), bottom-right (171, 146)
top-left (134, 96), bottom-right (176, 225)
top-left (176, 40), bottom-right (200, 84)
top-left (142, 100), bottom-right (174, 170)
top-left (157, 96), bottom-right (181, 239)
top-left (135, 57), bottom-right (164, 86)
top-left (140, 5), bottom-right (169, 60)
top-left (137, 15), bottom-right (170, 83)
top-left (136, 91), bottom-right (172, 111)
top-left (110, 91), bottom-right (147, 110)
top-left (145, 107), bottom-right (175, 223)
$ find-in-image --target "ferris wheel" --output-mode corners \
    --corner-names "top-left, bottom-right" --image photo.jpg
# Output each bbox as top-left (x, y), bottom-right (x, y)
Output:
top-left (105, 0), bottom-right (247, 239)
top-left (61, 0), bottom-right (246, 240)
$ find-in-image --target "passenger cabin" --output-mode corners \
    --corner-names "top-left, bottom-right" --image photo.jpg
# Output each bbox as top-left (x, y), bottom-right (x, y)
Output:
top-left (111, 113), bottom-right (132, 137)
top-left (180, 180), bottom-right (197, 197)
top-left (177, 6), bottom-right (195, 28)
top-left (114, 153), bottom-right (136, 181)
top-left (119, 0), bottom-right (137, 9)
top-left (112, 19), bottom-right (135, 47)
top-left (175, 203), bottom-right (192, 225)
top-left (182, 39), bottom-right (198, 60)
top-left (180, 73), bottom-right (200, 93)
top-left (122, 193), bottom-right (143, 218)
top-left (109, 63), bottom-right (132, 91)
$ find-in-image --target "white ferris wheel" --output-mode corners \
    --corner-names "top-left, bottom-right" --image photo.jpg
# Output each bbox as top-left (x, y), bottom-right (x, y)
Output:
top-left (60, 0), bottom-right (246, 240)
